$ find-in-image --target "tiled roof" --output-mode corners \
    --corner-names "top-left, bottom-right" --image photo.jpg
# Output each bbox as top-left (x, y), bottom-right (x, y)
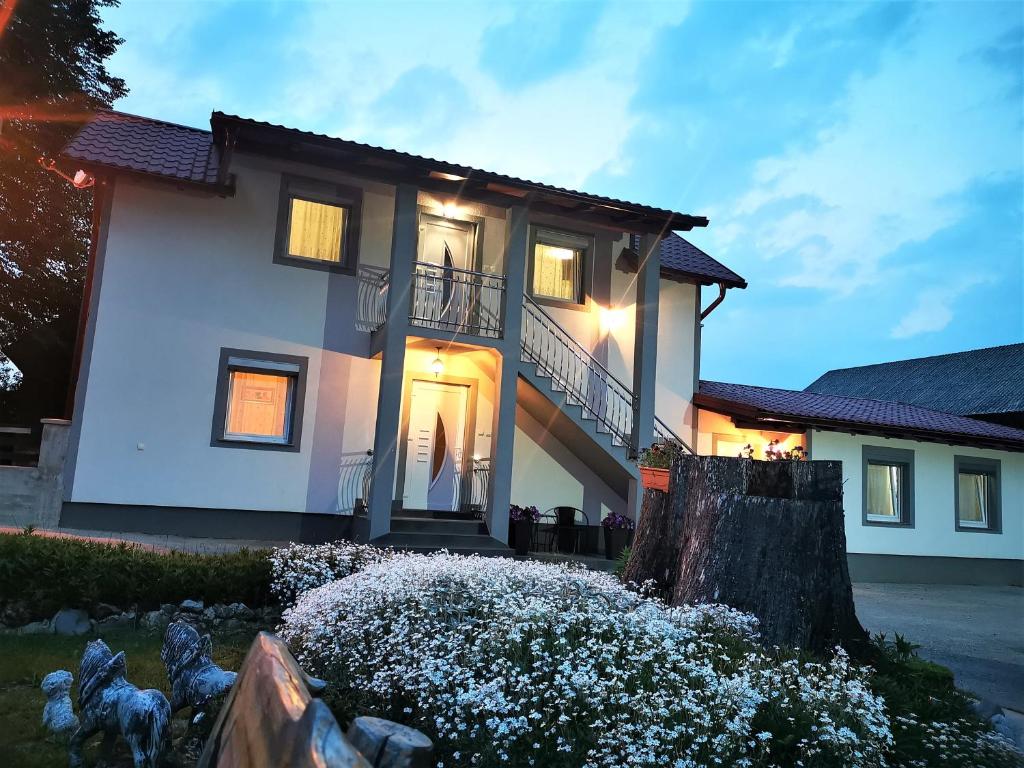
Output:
top-left (697, 380), bottom-right (1024, 450)
top-left (628, 233), bottom-right (747, 288)
top-left (805, 344), bottom-right (1024, 417)
top-left (63, 111), bottom-right (221, 185)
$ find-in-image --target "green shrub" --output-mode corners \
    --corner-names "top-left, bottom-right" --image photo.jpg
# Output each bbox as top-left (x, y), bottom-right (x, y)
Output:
top-left (0, 532), bottom-right (272, 620)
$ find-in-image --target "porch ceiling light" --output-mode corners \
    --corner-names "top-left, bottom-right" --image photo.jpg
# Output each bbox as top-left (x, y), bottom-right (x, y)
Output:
top-left (431, 347), bottom-right (444, 377)
top-left (441, 202), bottom-right (461, 219)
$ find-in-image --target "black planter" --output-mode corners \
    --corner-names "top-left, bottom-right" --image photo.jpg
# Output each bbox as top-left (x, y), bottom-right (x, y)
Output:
top-left (604, 527), bottom-right (633, 560)
top-left (512, 519), bottom-right (533, 556)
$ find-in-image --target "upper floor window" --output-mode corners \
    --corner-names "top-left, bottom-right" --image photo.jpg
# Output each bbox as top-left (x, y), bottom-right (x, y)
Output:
top-left (530, 228), bottom-right (589, 306)
top-left (275, 176), bottom-right (362, 273)
top-left (862, 445), bottom-right (914, 527)
top-left (211, 349), bottom-right (307, 452)
top-left (954, 456), bottom-right (1001, 533)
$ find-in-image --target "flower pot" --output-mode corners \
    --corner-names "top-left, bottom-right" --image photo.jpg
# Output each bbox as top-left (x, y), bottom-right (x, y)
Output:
top-left (512, 519), bottom-right (533, 556)
top-left (604, 527), bottom-right (633, 560)
top-left (639, 465), bottom-right (670, 493)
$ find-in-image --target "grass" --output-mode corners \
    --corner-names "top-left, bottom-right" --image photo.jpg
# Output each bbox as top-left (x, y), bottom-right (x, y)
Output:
top-left (0, 627), bottom-right (255, 768)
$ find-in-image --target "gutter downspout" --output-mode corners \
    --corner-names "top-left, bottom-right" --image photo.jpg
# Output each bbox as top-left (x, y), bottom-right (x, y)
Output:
top-left (699, 282), bottom-right (728, 320)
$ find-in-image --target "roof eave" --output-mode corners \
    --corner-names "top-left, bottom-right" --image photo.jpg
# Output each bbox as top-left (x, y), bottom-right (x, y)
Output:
top-left (62, 156), bottom-right (236, 197)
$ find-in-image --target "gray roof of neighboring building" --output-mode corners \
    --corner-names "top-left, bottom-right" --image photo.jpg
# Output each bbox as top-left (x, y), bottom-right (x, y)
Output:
top-left (805, 344), bottom-right (1024, 417)
top-left (696, 379), bottom-right (1024, 451)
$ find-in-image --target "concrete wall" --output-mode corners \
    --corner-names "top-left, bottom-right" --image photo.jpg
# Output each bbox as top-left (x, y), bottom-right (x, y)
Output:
top-left (0, 420), bottom-right (70, 528)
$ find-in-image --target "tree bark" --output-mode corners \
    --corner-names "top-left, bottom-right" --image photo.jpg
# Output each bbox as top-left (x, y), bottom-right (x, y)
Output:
top-left (630, 455), bottom-right (868, 656)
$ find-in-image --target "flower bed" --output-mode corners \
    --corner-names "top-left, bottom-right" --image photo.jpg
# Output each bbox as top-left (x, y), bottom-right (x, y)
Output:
top-left (281, 553), bottom-right (898, 767)
top-left (268, 540), bottom-right (393, 609)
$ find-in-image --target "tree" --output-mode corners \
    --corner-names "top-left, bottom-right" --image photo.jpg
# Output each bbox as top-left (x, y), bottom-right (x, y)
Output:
top-left (0, 0), bottom-right (126, 424)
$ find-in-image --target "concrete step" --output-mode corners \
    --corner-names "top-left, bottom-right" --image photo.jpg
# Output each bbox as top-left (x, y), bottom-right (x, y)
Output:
top-left (376, 531), bottom-right (507, 551)
top-left (396, 508), bottom-right (481, 521)
top-left (390, 516), bottom-right (487, 536)
top-left (385, 545), bottom-right (513, 558)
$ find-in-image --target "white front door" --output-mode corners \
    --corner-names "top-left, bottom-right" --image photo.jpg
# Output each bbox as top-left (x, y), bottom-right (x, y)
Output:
top-left (404, 380), bottom-right (469, 511)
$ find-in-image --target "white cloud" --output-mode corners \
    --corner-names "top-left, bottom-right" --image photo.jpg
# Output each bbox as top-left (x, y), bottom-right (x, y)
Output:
top-left (890, 274), bottom-right (993, 339)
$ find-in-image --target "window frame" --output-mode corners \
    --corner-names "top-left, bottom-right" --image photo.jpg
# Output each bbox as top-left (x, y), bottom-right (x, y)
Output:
top-left (210, 348), bottom-right (308, 452)
top-left (953, 455), bottom-right (1002, 534)
top-left (861, 445), bottom-right (915, 528)
top-left (274, 174), bottom-right (363, 274)
top-left (526, 225), bottom-right (593, 310)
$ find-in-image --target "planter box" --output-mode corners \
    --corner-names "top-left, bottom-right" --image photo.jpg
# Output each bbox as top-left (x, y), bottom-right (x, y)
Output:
top-left (639, 465), bottom-right (670, 492)
top-left (511, 519), bottom-right (533, 556)
top-left (604, 527), bottom-right (633, 560)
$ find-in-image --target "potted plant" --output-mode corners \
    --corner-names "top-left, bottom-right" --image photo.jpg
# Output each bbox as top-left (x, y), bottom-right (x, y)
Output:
top-left (509, 504), bottom-right (540, 556)
top-left (636, 440), bottom-right (684, 492)
top-left (601, 512), bottom-right (634, 560)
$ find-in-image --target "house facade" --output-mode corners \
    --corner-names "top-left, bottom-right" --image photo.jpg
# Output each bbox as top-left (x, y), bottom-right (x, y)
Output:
top-left (58, 111), bottom-right (745, 547)
top-left (694, 351), bottom-right (1024, 585)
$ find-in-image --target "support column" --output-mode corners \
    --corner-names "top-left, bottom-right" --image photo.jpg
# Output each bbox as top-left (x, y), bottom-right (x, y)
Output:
top-left (366, 183), bottom-right (418, 540)
top-left (485, 204), bottom-right (529, 543)
top-left (630, 231), bottom-right (660, 456)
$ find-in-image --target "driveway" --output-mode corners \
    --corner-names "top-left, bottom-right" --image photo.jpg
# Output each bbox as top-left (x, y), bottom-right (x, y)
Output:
top-left (853, 583), bottom-right (1024, 712)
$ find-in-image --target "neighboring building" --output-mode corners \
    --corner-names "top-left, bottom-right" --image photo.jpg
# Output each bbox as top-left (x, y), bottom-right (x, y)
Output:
top-left (58, 110), bottom-right (746, 547)
top-left (694, 371), bottom-right (1024, 585)
top-left (806, 344), bottom-right (1024, 429)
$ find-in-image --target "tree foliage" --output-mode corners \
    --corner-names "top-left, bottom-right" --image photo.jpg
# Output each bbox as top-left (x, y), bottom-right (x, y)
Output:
top-left (0, 0), bottom-right (126, 423)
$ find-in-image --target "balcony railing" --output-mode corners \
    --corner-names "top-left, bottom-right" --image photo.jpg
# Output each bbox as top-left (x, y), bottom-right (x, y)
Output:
top-left (409, 261), bottom-right (505, 338)
top-left (356, 265), bottom-right (389, 332)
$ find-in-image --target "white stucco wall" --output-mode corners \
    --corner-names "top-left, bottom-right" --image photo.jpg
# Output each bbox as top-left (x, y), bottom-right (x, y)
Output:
top-left (810, 431), bottom-right (1023, 561)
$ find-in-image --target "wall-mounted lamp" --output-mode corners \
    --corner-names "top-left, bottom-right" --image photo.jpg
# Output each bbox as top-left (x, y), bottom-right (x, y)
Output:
top-left (598, 305), bottom-right (627, 335)
top-left (441, 202), bottom-right (460, 219)
top-left (431, 346), bottom-right (444, 377)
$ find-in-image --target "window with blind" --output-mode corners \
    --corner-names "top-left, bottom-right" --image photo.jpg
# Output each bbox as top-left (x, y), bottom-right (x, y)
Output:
top-left (862, 446), bottom-right (914, 526)
top-left (530, 228), bottom-right (588, 305)
top-left (954, 456), bottom-right (1001, 533)
top-left (275, 176), bottom-right (362, 272)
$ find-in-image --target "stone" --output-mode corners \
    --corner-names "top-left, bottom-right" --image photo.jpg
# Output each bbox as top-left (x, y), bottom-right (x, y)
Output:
top-left (202, 607), bottom-right (217, 621)
top-left (178, 599), bottom-right (204, 613)
top-left (41, 670), bottom-right (79, 741)
top-left (225, 603), bottom-right (255, 621)
top-left (53, 609), bottom-right (92, 637)
top-left (98, 612), bottom-right (136, 632)
top-left (20, 619), bottom-right (54, 635)
top-left (346, 716), bottom-right (433, 768)
top-left (141, 610), bottom-right (169, 631)
top-left (221, 618), bottom-right (243, 632)
top-left (160, 603), bottom-right (177, 616)
top-left (92, 603), bottom-right (121, 621)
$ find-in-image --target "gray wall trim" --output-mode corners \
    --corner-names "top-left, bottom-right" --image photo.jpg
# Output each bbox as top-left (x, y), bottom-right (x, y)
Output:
top-left (848, 552), bottom-right (1023, 586)
top-left (60, 501), bottom-right (354, 544)
top-left (210, 347), bottom-right (309, 452)
top-left (273, 173), bottom-right (363, 275)
top-left (629, 232), bottom-right (660, 460)
top-left (861, 444), bottom-right (915, 528)
top-left (64, 179), bottom-right (116, 501)
top-left (953, 454), bottom-right (1002, 534)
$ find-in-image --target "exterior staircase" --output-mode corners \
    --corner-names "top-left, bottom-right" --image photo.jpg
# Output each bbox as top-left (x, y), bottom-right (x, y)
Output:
top-left (374, 510), bottom-right (512, 556)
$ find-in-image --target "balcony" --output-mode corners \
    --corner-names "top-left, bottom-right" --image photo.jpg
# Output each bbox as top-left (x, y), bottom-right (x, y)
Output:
top-left (357, 262), bottom-right (506, 340)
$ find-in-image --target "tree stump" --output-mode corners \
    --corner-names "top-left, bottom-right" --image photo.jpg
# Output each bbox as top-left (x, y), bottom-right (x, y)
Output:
top-left (628, 455), bottom-right (868, 656)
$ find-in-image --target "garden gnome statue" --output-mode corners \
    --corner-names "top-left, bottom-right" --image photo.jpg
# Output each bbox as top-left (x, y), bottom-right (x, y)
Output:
top-left (41, 670), bottom-right (79, 741)
top-left (69, 639), bottom-right (171, 768)
top-left (161, 621), bottom-right (237, 713)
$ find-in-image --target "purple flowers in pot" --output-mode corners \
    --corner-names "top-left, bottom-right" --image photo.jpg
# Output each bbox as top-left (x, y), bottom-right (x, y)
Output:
top-left (601, 512), bottom-right (634, 530)
top-left (509, 504), bottom-right (540, 522)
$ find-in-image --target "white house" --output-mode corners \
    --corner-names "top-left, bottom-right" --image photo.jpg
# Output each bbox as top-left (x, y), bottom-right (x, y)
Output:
top-left (694, 344), bottom-right (1024, 585)
top-left (57, 110), bottom-right (746, 550)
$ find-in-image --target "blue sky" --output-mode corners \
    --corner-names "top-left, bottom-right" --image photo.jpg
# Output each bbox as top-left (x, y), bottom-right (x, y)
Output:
top-left (102, 0), bottom-right (1023, 389)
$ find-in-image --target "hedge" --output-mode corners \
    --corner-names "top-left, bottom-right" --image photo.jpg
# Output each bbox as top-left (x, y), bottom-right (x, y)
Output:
top-left (0, 531), bottom-right (273, 621)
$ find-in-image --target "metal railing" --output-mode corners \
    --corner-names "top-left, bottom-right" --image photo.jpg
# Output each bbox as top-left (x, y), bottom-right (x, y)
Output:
top-left (409, 261), bottom-right (505, 338)
top-left (355, 265), bottom-right (389, 332)
top-left (655, 416), bottom-right (694, 453)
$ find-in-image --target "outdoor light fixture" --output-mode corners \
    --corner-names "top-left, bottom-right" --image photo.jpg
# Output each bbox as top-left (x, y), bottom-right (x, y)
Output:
top-left (441, 202), bottom-right (460, 219)
top-left (431, 347), bottom-right (444, 377)
top-left (599, 305), bottom-right (626, 335)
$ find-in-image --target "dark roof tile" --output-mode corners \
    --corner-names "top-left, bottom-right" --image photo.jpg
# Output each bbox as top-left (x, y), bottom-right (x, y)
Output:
top-left (629, 233), bottom-right (746, 288)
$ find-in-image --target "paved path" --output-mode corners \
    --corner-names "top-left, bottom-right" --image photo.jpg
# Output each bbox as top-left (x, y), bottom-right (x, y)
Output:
top-left (853, 583), bottom-right (1024, 712)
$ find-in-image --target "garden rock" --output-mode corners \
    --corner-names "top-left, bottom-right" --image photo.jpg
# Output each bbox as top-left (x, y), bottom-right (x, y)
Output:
top-left (224, 602), bottom-right (255, 621)
top-left (20, 619), bottom-right (53, 635)
top-left (141, 610), bottom-right (169, 632)
top-left (98, 611), bottom-right (136, 631)
top-left (346, 716), bottom-right (433, 768)
top-left (53, 608), bottom-right (92, 636)
top-left (179, 599), bottom-right (204, 613)
top-left (92, 602), bottom-right (121, 621)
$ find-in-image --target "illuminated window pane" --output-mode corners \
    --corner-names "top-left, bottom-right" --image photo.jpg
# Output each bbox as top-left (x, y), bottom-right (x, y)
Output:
top-left (224, 371), bottom-right (293, 442)
top-left (957, 471), bottom-right (990, 527)
top-left (866, 462), bottom-right (902, 521)
top-left (288, 198), bottom-right (345, 263)
top-left (532, 242), bottom-right (582, 302)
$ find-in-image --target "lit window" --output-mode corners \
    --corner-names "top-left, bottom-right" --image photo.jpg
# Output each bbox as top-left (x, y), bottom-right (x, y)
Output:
top-left (212, 350), bottom-right (307, 451)
top-left (287, 198), bottom-right (346, 263)
top-left (531, 229), bottom-right (587, 304)
top-left (862, 446), bottom-right (914, 526)
top-left (955, 456), bottom-right (1000, 533)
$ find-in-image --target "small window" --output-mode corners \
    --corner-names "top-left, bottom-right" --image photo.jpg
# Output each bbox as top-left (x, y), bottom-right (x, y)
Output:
top-left (955, 456), bottom-right (1001, 533)
top-left (530, 228), bottom-right (588, 305)
top-left (275, 176), bottom-right (362, 273)
top-left (862, 446), bottom-right (914, 527)
top-left (212, 349), bottom-right (307, 451)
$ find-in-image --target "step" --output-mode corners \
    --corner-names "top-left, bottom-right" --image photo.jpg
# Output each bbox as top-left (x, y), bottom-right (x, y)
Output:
top-left (376, 531), bottom-right (503, 550)
top-left (391, 516), bottom-right (486, 536)
top-left (396, 508), bottom-right (481, 521)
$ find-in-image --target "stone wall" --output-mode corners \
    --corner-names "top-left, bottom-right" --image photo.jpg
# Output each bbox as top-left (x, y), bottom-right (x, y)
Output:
top-left (0, 419), bottom-right (69, 528)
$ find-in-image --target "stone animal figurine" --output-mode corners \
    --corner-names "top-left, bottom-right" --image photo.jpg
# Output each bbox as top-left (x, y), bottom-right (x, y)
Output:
top-left (41, 670), bottom-right (79, 741)
top-left (161, 621), bottom-right (237, 713)
top-left (69, 639), bottom-right (171, 768)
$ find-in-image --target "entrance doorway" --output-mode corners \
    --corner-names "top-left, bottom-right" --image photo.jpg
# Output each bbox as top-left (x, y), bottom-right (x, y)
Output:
top-left (413, 213), bottom-right (480, 331)
top-left (402, 378), bottom-right (473, 511)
